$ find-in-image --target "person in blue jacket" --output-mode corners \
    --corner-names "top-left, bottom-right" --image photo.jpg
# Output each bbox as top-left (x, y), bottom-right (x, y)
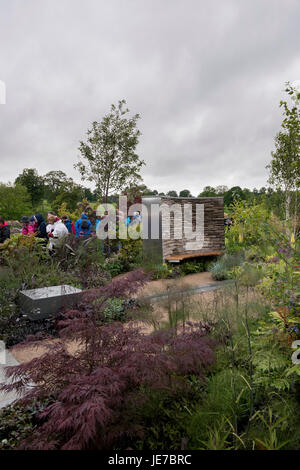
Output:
top-left (75, 213), bottom-right (92, 238)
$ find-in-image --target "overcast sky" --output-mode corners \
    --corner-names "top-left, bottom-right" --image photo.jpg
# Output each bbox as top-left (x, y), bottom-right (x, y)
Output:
top-left (0, 0), bottom-right (299, 195)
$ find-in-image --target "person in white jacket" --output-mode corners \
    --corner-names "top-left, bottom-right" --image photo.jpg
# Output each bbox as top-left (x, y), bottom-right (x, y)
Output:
top-left (46, 214), bottom-right (69, 251)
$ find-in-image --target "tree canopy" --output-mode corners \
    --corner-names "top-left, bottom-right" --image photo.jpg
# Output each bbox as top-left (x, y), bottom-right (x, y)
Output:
top-left (75, 100), bottom-right (145, 203)
top-left (0, 183), bottom-right (32, 220)
top-left (267, 82), bottom-right (300, 221)
top-left (15, 168), bottom-right (44, 207)
top-left (179, 189), bottom-right (193, 197)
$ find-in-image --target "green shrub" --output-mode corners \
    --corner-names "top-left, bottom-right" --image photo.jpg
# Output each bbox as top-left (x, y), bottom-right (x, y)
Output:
top-left (119, 238), bottom-right (143, 271)
top-left (103, 298), bottom-right (126, 322)
top-left (248, 401), bottom-right (300, 450)
top-left (0, 399), bottom-right (53, 450)
top-left (179, 260), bottom-right (206, 275)
top-left (104, 258), bottom-right (124, 278)
top-left (186, 369), bottom-right (250, 448)
top-left (209, 252), bottom-right (244, 281)
top-left (225, 200), bottom-right (279, 254)
top-left (133, 388), bottom-right (196, 450)
top-left (209, 260), bottom-right (229, 280)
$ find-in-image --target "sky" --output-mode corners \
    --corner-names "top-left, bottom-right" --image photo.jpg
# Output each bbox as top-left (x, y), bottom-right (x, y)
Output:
top-left (0, 0), bottom-right (300, 196)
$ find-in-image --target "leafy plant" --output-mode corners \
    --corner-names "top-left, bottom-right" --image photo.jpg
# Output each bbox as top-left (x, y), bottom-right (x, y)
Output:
top-left (252, 408), bottom-right (290, 450)
top-left (1, 273), bottom-right (216, 450)
top-left (103, 298), bottom-right (126, 322)
top-left (0, 398), bottom-right (54, 450)
top-left (209, 252), bottom-right (244, 281)
top-left (179, 260), bottom-right (206, 275)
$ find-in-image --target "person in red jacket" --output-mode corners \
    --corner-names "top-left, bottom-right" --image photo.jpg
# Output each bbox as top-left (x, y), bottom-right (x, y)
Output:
top-left (0, 216), bottom-right (10, 244)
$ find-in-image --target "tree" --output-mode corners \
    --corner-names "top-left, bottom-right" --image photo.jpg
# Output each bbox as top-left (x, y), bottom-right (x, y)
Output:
top-left (52, 182), bottom-right (85, 212)
top-left (166, 190), bottom-right (178, 197)
top-left (15, 168), bottom-right (44, 207)
top-left (123, 184), bottom-right (156, 198)
top-left (224, 186), bottom-right (246, 207)
top-left (215, 185), bottom-right (228, 195)
top-left (75, 100), bottom-right (145, 203)
top-left (83, 187), bottom-right (98, 202)
top-left (267, 82), bottom-right (300, 221)
top-left (0, 183), bottom-right (32, 220)
top-left (198, 186), bottom-right (217, 197)
top-left (179, 189), bottom-right (193, 197)
top-left (43, 171), bottom-right (73, 203)
top-left (242, 188), bottom-right (253, 203)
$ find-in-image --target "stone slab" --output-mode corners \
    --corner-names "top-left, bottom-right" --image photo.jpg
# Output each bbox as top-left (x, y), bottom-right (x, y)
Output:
top-left (19, 285), bottom-right (82, 320)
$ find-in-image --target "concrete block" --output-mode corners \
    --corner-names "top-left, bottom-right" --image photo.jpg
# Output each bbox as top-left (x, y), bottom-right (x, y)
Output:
top-left (19, 285), bottom-right (82, 320)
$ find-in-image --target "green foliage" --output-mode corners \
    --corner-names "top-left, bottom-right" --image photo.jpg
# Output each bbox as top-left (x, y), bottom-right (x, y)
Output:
top-left (198, 417), bottom-right (237, 450)
top-left (0, 183), bottom-right (32, 220)
top-left (104, 258), bottom-right (124, 278)
top-left (231, 262), bottom-right (263, 287)
top-left (250, 407), bottom-right (292, 450)
top-left (224, 186), bottom-right (246, 207)
top-left (179, 189), bottom-right (192, 197)
top-left (257, 234), bottom-right (300, 336)
top-left (15, 168), bottom-right (44, 208)
top-left (56, 202), bottom-right (78, 221)
top-left (186, 369), bottom-right (250, 449)
top-left (252, 336), bottom-right (291, 392)
top-left (119, 237), bottom-right (143, 271)
top-left (1, 238), bottom-right (79, 290)
top-left (103, 298), bottom-right (126, 322)
top-left (148, 263), bottom-right (181, 280)
top-left (209, 260), bottom-right (229, 280)
top-left (43, 170), bottom-right (74, 203)
top-left (52, 182), bottom-right (84, 213)
top-left (0, 399), bottom-right (53, 450)
top-left (75, 99), bottom-right (145, 201)
top-left (166, 190), bottom-right (178, 197)
top-left (179, 260), bottom-right (207, 275)
top-left (209, 252), bottom-right (244, 281)
top-left (267, 82), bottom-right (300, 221)
top-left (133, 388), bottom-right (200, 451)
top-left (225, 200), bottom-right (272, 254)
top-left (197, 186), bottom-right (217, 197)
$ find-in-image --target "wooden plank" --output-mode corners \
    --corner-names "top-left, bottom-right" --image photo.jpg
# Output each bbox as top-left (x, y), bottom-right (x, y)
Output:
top-left (165, 251), bottom-right (223, 262)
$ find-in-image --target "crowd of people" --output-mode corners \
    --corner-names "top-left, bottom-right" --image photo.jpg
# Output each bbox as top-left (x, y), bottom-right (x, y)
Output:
top-left (0, 209), bottom-right (143, 253)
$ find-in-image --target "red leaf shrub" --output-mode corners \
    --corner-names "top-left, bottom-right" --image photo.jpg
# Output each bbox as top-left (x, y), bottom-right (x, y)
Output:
top-left (1, 270), bottom-right (216, 450)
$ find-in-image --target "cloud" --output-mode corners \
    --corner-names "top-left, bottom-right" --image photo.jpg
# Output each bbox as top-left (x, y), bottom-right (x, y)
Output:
top-left (0, 0), bottom-right (299, 195)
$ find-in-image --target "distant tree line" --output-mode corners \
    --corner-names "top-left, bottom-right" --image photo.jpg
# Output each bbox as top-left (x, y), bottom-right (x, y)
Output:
top-left (0, 168), bottom-right (98, 220)
top-left (0, 167), bottom-right (297, 222)
top-left (119, 183), bottom-right (298, 220)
